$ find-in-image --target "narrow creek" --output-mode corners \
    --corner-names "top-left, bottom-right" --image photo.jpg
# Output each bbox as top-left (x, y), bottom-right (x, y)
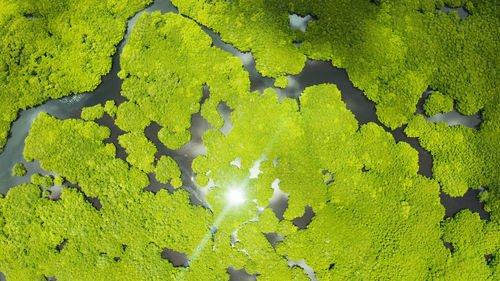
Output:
top-left (0, 1), bottom-right (488, 281)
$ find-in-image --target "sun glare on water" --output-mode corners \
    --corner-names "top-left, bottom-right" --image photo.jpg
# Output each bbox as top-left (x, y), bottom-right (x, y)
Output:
top-left (226, 188), bottom-right (246, 206)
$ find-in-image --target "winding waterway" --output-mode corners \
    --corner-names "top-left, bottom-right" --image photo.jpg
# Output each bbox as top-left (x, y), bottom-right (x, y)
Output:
top-left (0, 1), bottom-right (488, 280)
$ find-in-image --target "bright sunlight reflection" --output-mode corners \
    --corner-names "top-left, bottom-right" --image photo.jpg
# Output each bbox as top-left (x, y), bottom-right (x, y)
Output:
top-left (226, 188), bottom-right (246, 206)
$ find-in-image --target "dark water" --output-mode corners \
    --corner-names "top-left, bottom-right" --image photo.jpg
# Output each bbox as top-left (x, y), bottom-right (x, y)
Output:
top-left (0, 0), bottom-right (179, 194)
top-left (0, 1), bottom-right (488, 280)
top-left (418, 89), bottom-right (482, 129)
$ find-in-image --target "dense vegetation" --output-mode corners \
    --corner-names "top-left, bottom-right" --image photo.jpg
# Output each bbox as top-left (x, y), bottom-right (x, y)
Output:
top-left (11, 163), bottom-right (26, 177)
top-left (423, 91), bottom-right (454, 116)
top-left (0, 0), bottom-right (152, 153)
top-left (171, 0), bottom-right (498, 129)
top-left (117, 11), bottom-right (250, 149)
top-left (0, 1), bottom-right (498, 280)
top-left (81, 104), bottom-right (105, 121)
top-left (405, 104), bottom-right (499, 208)
top-left (30, 173), bottom-right (54, 188)
top-left (53, 175), bottom-right (65, 186)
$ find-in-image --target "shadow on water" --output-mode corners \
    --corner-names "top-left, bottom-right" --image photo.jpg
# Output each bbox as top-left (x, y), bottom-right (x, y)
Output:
top-left (292, 205), bottom-right (315, 230)
top-left (0, 0), bottom-right (178, 195)
top-left (417, 89), bottom-right (482, 129)
top-left (414, 89), bottom-right (486, 221)
top-left (278, 59), bottom-right (437, 178)
top-left (0, 0), bottom-right (490, 280)
top-left (227, 266), bottom-right (258, 281)
top-left (440, 188), bottom-right (490, 221)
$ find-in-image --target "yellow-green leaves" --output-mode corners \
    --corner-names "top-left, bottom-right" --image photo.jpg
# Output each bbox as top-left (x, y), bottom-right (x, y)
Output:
top-left (11, 163), bottom-right (26, 176)
top-left (158, 128), bottom-right (190, 150)
top-left (118, 132), bottom-right (157, 173)
top-left (115, 101), bottom-right (150, 133)
top-left (156, 155), bottom-right (182, 188)
top-left (31, 173), bottom-right (53, 188)
top-left (104, 100), bottom-right (117, 117)
top-left (81, 104), bottom-right (105, 121)
top-left (118, 11), bottom-right (252, 153)
top-left (195, 81), bottom-right (455, 279)
top-left (54, 175), bottom-right (65, 186)
top-left (2, 1), bottom-right (498, 280)
top-left (171, 0), bottom-right (307, 77)
top-left (424, 91), bottom-right (454, 116)
top-left (274, 76), bottom-right (289, 88)
top-left (171, 0), bottom-right (498, 129)
top-left (441, 210), bottom-right (500, 281)
top-left (0, 0), bottom-right (152, 153)
top-left (405, 113), bottom-right (499, 198)
top-left (10, 112), bottom-right (213, 281)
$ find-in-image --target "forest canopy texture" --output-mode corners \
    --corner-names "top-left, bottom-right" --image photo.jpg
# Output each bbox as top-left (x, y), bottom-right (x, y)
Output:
top-left (0, 0), bottom-right (152, 153)
top-left (0, 0), bottom-right (499, 281)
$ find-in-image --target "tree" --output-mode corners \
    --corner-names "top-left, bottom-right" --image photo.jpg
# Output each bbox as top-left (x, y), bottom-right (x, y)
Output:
top-left (11, 163), bottom-right (26, 176)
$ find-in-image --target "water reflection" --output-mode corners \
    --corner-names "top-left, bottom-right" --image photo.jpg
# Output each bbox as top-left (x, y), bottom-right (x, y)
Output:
top-left (0, 0), bottom-right (490, 279)
top-left (287, 259), bottom-right (318, 281)
top-left (292, 205), bottom-right (315, 230)
top-left (227, 266), bottom-right (257, 281)
top-left (438, 6), bottom-right (469, 19)
top-left (417, 89), bottom-right (482, 129)
top-left (426, 110), bottom-right (482, 129)
top-left (0, 0), bottom-right (179, 195)
top-left (267, 179), bottom-right (289, 221)
top-left (0, 97), bottom-right (84, 194)
top-left (289, 13), bottom-right (316, 32)
top-left (0, 0), bottom-right (487, 223)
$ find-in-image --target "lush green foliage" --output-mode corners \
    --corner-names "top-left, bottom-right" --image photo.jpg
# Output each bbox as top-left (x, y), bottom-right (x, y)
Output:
top-left (440, 210), bottom-right (500, 281)
top-left (274, 76), bottom-right (289, 88)
top-left (8, 113), bottom-right (213, 280)
top-left (41, 175), bottom-right (54, 188)
top-left (424, 91), bottom-right (455, 116)
top-left (42, 189), bottom-right (51, 197)
top-left (170, 0), bottom-right (307, 78)
top-left (118, 11), bottom-right (250, 149)
top-left (405, 100), bottom-right (499, 222)
top-left (156, 156), bottom-right (182, 188)
top-left (81, 104), bottom-right (105, 121)
top-left (0, 0), bottom-right (152, 153)
top-left (11, 163), bottom-right (26, 176)
top-left (30, 173), bottom-right (53, 188)
top-left (104, 100), bottom-right (118, 117)
top-left (172, 0), bottom-right (498, 129)
top-left (0, 2), bottom-right (498, 281)
top-left (195, 84), bottom-right (461, 280)
top-left (118, 132), bottom-right (157, 173)
top-left (30, 173), bottom-right (42, 185)
top-left (115, 101), bottom-right (150, 133)
top-left (406, 104), bottom-right (499, 196)
top-left (54, 175), bottom-right (65, 186)
top-left (8, 83), bottom-right (498, 280)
